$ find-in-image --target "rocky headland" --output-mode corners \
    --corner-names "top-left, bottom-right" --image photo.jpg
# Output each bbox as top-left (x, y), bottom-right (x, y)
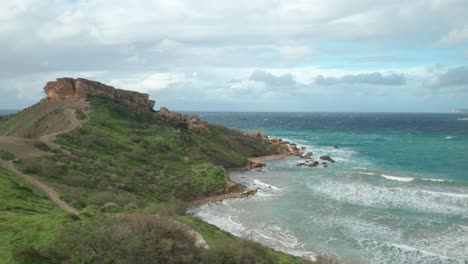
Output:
top-left (44, 78), bottom-right (155, 113)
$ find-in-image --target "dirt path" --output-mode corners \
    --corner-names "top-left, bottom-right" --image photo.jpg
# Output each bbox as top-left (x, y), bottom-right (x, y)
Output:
top-left (39, 107), bottom-right (86, 148)
top-left (0, 136), bottom-right (49, 159)
top-left (0, 160), bottom-right (79, 215)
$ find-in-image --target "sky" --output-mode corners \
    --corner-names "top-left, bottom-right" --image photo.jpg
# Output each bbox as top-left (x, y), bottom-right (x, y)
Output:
top-left (1, 0), bottom-right (468, 112)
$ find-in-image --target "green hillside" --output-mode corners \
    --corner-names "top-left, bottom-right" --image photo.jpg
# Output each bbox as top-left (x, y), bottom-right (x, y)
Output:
top-left (0, 95), bottom-right (321, 263)
top-left (0, 167), bottom-right (69, 264)
top-left (17, 96), bottom-right (280, 210)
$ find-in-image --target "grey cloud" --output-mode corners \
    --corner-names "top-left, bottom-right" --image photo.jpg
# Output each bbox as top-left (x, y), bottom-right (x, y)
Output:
top-left (249, 70), bottom-right (296, 87)
top-left (315, 72), bottom-right (406, 86)
top-left (423, 66), bottom-right (468, 89)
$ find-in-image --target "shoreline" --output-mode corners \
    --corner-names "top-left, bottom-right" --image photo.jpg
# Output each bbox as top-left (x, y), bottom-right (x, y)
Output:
top-left (187, 152), bottom-right (321, 262)
top-left (189, 152), bottom-right (291, 209)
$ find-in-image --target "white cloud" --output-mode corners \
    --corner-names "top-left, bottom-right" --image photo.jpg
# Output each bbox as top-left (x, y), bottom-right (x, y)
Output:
top-left (108, 72), bottom-right (190, 93)
top-left (315, 72), bottom-right (406, 86)
top-left (439, 26), bottom-right (468, 46)
top-left (1, 0), bottom-right (468, 111)
top-left (278, 45), bottom-right (312, 60)
top-left (423, 66), bottom-right (468, 91)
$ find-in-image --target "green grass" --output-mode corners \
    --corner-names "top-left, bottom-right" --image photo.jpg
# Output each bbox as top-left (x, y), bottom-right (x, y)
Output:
top-left (0, 167), bottom-right (70, 264)
top-left (0, 96), bottom-right (315, 263)
top-left (18, 96), bottom-right (278, 210)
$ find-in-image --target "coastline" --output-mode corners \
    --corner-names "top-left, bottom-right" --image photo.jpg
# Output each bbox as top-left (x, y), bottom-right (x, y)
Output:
top-left (189, 152), bottom-right (291, 208)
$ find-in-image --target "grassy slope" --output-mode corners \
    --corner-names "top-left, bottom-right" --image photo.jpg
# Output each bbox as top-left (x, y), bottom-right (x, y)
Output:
top-left (0, 97), bottom-right (315, 263)
top-left (0, 167), bottom-right (69, 264)
top-left (18, 97), bottom-right (277, 210)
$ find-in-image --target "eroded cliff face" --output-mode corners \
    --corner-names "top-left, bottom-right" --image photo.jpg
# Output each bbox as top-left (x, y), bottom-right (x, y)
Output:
top-left (44, 78), bottom-right (155, 113)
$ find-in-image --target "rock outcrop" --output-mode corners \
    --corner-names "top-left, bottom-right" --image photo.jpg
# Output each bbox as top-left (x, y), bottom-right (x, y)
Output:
top-left (319, 155), bottom-right (335, 163)
top-left (158, 107), bottom-right (211, 134)
top-left (44, 78), bottom-right (155, 113)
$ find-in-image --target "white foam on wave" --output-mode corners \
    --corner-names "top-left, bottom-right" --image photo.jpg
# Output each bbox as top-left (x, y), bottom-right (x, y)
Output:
top-left (253, 179), bottom-right (280, 190)
top-left (381, 174), bottom-right (414, 182)
top-left (191, 202), bottom-right (317, 261)
top-left (358, 172), bottom-right (377, 176)
top-left (421, 190), bottom-right (468, 198)
top-left (421, 178), bottom-right (452, 183)
top-left (457, 118), bottom-right (468, 121)
top-left (352, 167), bottom-right (368, 170)
top-left (445, 136), bottom-right (453, 139)
top-left (307, 181), bottom-right (468, 216)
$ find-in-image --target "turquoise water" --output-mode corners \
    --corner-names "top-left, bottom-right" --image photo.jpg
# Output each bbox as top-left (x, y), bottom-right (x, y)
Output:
top-left (189, 113), bottom-right (468, 264)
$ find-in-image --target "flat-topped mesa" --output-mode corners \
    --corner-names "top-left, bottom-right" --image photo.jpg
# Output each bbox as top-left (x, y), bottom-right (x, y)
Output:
top-left (44, 78), bottom-right (156, 113)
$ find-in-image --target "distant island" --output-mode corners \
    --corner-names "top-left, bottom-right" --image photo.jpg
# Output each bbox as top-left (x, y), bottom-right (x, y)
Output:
top-left (452, 109), bottom-right (468, 113)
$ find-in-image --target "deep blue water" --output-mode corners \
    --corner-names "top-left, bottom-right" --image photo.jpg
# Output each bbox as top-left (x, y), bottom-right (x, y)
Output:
top-left (190, 112), bottom-right (468, 263)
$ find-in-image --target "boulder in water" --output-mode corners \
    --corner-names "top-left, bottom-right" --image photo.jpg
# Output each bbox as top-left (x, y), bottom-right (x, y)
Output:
top-left (320, 155), bottom-right (335, 162)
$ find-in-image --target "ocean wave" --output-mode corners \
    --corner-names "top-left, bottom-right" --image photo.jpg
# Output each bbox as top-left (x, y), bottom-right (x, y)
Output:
top-left (276, 137), bottom-right (358, 162)
top-left (306, 181), bottom-right (468, 216)
top-left (421, 178), bottom-right (452, 183)
top-left (381, 174), bottom-right (414, 182)
top-left (352, 167), bottom-right (368, 170)
top-left (457, 118), bottom-right (468, 121)
top-left (361, 240), bottom-right (465, 263)
top-left (421, 190), bottom-right (468, 198)
top-left (253, 179), bottom-right (281, 190)
top-left (358, 172), bottom-right (377, 176)
top-left (445, 136), bottom-right (453, 139)
top-left (192, 203), bottom-right (317, 260)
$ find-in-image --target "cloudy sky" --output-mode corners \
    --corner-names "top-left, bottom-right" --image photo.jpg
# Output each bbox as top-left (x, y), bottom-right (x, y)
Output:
top-left (1, 0), bottom-right (468, 112)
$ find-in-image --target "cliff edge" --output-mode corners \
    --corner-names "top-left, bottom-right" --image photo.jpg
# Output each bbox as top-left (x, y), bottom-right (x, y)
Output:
top-left (44, 78), bottom-right (155, 113)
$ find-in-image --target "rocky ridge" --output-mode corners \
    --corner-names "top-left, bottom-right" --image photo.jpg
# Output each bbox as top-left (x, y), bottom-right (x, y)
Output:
top-left (44, 78), bottom-right (155, 113)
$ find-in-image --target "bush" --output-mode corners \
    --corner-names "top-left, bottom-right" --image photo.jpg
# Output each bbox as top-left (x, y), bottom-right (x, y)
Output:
top-left (21, 159), bottom-right (42, 174)
top-left (44, 215), bottom-right (202, 264)
top-left (34, 141), bottom-right (52, 152)
top-left (129, 134), bottom-right (144, 143)
top-left (12, 246), bottom-right (49, 263)
top-left (21, 158), bottom-right (65, 179)
top-left (74, 110), bottom-right (87, 120)
top-left (142, 198), bottom-right (188, 216)
top-left (202, 239), bottom-right (277, 264)
top-left (0, 149), bottom-right (15, 160)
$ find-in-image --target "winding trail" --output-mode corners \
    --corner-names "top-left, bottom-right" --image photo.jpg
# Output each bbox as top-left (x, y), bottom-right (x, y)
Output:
top-left (1, 160), bottom-right (79, 215)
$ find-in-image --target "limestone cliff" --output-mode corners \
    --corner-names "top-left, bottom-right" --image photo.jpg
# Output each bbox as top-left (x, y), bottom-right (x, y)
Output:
top-left (44, 78), bottom-right (155, 113)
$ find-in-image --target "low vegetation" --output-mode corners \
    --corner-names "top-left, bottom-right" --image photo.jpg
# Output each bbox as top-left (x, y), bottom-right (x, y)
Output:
top-left (17, 97), bottom-right (275, 210)
top-left (0, 167), bottom-right (69, 264)
top-left (0, 149), bottom-right (15, 161)
top-left (0, 96), bottom-right (319, 263)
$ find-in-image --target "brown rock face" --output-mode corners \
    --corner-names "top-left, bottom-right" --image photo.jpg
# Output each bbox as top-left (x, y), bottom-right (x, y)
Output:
top-left (158, 107), bottom-right (211, 134)
top-left (44, 78), bottom-right (156, 113)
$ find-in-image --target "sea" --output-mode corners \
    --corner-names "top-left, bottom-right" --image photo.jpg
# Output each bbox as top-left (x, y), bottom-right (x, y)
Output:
top-left (188, 112), bottom-right (468, 264)
top-left (0, 110), bottom-right (17, 116)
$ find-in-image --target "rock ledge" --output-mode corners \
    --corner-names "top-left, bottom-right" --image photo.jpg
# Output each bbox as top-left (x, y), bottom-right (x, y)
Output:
top-left (44, 78), bottom-right (155, 113)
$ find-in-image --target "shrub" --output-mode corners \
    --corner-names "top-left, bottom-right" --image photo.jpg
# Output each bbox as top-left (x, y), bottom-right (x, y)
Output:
top-left (12, 246), bottom-right (49, 263)
top-left (0, 149), bottom-right (15, 160)
top-left (21, 159), bottom-right (42, 174)
top-left (142, 199), bottom-right (188, 216)
top-left (129, 134), bottom-right (144, 143)
top-left (74, 109), bottom-right (87, 120)
top-left (33, 141), bottom-right (52, 152)
top-left (202, 239), bottom-right (276, 264)
top-left (44, 215), bottom-right (202, 264)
